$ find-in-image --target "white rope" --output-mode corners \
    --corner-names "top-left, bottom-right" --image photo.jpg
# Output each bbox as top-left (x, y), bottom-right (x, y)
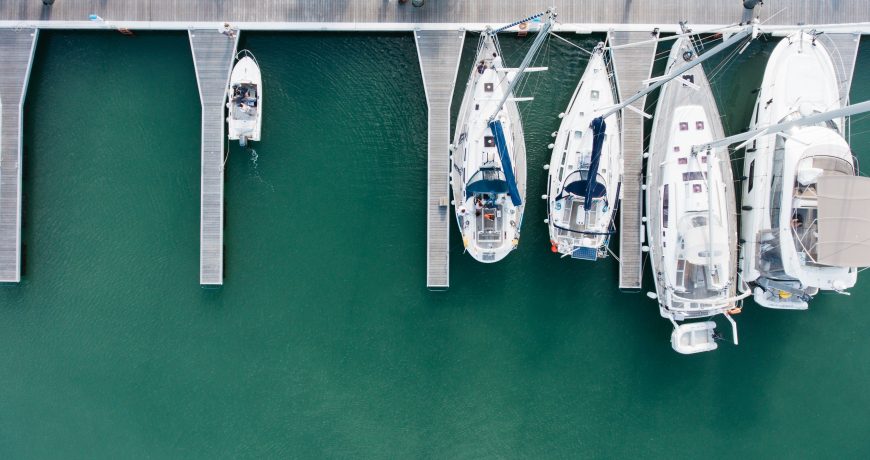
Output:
top-left (548, 31), bottom-right (592, 55)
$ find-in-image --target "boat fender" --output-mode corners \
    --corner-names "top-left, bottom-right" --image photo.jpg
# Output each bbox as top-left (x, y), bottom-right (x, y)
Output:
top-left (728, 307), bottom-right (742, 315)
top-left (519, 22), bottom-right (529, 31)
top-left (551, 244), bottom-right (558, 253)
top-left (512, 238), bottom-right (519, 247)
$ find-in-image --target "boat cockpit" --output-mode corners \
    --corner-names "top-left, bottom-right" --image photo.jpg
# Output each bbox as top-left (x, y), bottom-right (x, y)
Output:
top-left (465, 166), bottom-right (509, 244)
top-left (231, 83), bottom-right (258, 120)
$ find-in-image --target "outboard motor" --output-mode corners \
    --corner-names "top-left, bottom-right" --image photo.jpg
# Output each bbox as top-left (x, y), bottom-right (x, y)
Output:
top-left (239, 136), bottom-right (248, 148)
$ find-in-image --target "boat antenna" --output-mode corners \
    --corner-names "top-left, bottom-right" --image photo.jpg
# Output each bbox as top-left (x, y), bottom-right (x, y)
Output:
top-left (597, 22), bottom-right (757, 121)
top-left (692, 99), bottom-right (870, 153)
top-left (487, 8), bottom-right (557, 123)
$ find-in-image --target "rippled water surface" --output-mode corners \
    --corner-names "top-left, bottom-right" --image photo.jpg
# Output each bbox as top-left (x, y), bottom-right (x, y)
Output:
top-left (0, 31), bottom-right (868, 458)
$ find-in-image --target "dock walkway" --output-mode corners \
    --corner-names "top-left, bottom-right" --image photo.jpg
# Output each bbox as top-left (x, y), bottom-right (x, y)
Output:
top-left (609, 30), bottom-right (657, 291)
top-left (3, 1), bottom-right (870, 30)
top-left (415, 30), bottom-right (465, 290)
top-left (819, 33), bottom-right (860, 106)
top-left (0, 29), bottom-right (38, 283)
top-left (190, 29), bottom-right (238, 286)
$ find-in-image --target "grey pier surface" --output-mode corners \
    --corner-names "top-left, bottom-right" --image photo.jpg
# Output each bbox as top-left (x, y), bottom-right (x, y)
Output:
top-left (3, 1), bottom-right (870, 28)
top-left (415, 30), bottom-right (465, 290)
top-left (190, 29), bottom-right (238, 286)
top-left (0, 29), bottom-right (37, 283)
top-left (610, 31), bottom-right (657, 291)
top-left (818, 33), bottom-right (861, 105)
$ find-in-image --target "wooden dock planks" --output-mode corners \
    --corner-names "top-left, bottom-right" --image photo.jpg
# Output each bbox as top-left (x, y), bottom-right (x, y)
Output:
top-left (0, 29), bottom-right (37, 283)
top-left (2, 1), bottom-right (869, 28)
top-left (415, 29), bottom-right (465, 289)
top-left (190, 29), bottom-right (237, 286)
top-left (610, 30), bottom-right (657, 291)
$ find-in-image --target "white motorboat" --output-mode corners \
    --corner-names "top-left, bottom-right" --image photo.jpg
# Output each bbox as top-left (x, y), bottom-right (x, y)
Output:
top-left (740, 31), bottom-right (870, 309)
top-left (227, 50), bottom-right (262, 147)
top-left (646, 36), bottom-right (744, 353)
top-left (451, 10), bottom-right (555, 263)
top-left (546, 44), bottom-right (622, 261)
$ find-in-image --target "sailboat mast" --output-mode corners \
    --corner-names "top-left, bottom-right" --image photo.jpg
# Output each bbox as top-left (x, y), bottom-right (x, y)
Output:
top-left (599, 24), bottom-right (755, 120)
top-left (487, 9), bottom-right (555, 123)
top-left (693, 100), bottom-right (870, 152)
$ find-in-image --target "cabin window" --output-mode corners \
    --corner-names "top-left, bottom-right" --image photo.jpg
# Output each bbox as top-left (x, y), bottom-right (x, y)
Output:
top-left (682, 75), bottom-right (695, 84)
top-left (674, 146), bottom-right (681, 153)
top-left (696, 121), bottom-right (705, 130)
top-left (693, 184), bottom-right (702, 193)
top-left (701, 156), bottom-right (708, 163)
top-left (678, 157), bottom-right (688, 165)
top-left (679, 122), bottom-right (689, 131)
top-left (683, 172), bottom-right (704, 181)
top-left (747, 160), bottom-right (755, 192)
top-left (484, 136), bottom-right (495, 148)
top-left (484, 83), bottom-right (494, 92)
top-left (662, 184), bottom-right (669, 229)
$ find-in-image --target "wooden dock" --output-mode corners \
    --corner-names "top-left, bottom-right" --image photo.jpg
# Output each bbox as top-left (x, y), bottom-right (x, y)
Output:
top-left (610, 31), bottom-right (657, 291)
top-left (818, 33), bottom-right (861, 105)
top-left (0, 29), bottom-right (38, 283)
top-left (190, 29), bottom-right (238, 286)
top-left (415, 30), bottom-right (465, 290)
top-left (3, 1), bottom-right (870, 29)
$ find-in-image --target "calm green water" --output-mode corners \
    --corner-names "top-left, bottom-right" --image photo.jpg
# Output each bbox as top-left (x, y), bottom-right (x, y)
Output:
top-left (0, 31), bottom-right (868, 458)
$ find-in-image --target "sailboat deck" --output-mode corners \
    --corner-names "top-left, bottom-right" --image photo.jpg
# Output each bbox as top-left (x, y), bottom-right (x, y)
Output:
top-left (415, 30), bottom-right (465, 289)
top-left (0, 29), bottom-right (37, 283)
top-left (610, 31), bottom-right (657, 291)
top-left (190, 29), bottom-right (238, 286)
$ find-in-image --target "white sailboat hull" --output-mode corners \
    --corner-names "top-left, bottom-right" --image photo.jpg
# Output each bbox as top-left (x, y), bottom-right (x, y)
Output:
top-left (547, 50), bottom-right (622, 260)
top-left (645, 37), bottom-right (739, 336)
top-left (451, 34), bottom-right (526, 263)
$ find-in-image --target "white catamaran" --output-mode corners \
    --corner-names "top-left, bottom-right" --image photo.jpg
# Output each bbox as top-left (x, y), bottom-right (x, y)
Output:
top-left (451, 9), bottom-right (555, 263)
top-left (740, 31), bottom-right (870, 309)
top-left (227, 50), bottom-right (262, 147)
top-left (644, 27), bottom-right (756, 354)
top-left (546, 44), bottom-right (622, 261)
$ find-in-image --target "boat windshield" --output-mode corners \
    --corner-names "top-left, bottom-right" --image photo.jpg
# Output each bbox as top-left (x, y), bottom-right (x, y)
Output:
top-left (466, 167), bottom-right (509, 198)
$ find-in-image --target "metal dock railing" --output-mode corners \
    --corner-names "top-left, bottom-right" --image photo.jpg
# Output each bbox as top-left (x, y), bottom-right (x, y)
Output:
top-left (0, 28), bottom-right (38, 283)
top-left (610, 30), bottom-right (657, 291)
top-left (189, 29), bottom-right (238, 286)
top-left (415, 30), bottom-right (465, 290)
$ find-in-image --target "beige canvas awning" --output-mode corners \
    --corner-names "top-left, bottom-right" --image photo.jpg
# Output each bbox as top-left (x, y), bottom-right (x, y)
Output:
top-left (816, 175), bottom-right (870, 267)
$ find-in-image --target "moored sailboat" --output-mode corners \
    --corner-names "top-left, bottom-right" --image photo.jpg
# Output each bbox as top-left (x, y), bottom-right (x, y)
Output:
top-left (546, 44), bottom-right (622, 260)
top-left (451, 9), bottom-right (556, 263)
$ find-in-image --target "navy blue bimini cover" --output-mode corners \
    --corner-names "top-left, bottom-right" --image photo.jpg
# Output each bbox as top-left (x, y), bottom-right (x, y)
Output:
top-left (565, 180), bottom-right (606, 199)
top-left (466, 179), bottom-right (509, 198)
top-left (488, 120), bottom-right (523, 206)
top-left (585, 116), bottom-right (607, 210)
